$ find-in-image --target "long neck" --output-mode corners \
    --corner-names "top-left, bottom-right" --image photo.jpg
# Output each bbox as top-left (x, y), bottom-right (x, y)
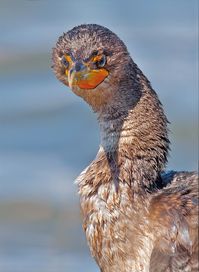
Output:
top-left (97, 65), bottom-right (169, 190)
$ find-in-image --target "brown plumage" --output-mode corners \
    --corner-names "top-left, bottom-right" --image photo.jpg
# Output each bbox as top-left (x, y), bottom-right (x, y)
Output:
top-left (52, 24), bottom-right (198, 271)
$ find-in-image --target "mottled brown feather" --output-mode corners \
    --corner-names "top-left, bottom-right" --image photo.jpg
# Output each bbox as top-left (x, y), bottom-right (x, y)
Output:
top-left (52, 24), bottom-right (198, 272)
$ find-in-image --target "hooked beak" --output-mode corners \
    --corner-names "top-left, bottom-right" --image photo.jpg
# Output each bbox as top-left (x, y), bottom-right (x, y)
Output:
top-left (67, 61), bottom-right (108, 90)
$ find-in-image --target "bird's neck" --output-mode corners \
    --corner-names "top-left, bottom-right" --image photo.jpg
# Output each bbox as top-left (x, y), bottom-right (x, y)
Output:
top-left (97, 69), bottom-right (169, 190)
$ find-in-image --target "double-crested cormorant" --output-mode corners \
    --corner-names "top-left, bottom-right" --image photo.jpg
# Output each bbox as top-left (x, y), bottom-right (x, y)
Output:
top-left (52, 24), bottom-right (198, 272)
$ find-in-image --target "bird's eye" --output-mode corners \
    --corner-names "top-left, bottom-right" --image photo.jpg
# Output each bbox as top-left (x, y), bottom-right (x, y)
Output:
top-left (93, 55), bottom-right (106, 68)
top-left (61, 56), bottom-right (70, 68)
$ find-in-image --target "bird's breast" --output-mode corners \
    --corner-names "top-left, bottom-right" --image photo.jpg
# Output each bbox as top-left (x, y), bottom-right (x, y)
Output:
top-left (79, 180), bottom-right (150, 271)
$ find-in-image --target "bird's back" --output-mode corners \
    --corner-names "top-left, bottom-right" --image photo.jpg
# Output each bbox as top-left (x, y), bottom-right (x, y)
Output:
top-left (150, 171), bottom-right (198, 272)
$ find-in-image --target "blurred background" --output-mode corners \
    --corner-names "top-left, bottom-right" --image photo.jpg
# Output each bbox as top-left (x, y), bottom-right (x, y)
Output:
top-left (0, 0), bottom-right (198, 271)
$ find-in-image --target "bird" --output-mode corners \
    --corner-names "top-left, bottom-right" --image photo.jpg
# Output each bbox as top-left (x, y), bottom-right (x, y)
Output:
top-left (52, 24), bottom-right (198, 272)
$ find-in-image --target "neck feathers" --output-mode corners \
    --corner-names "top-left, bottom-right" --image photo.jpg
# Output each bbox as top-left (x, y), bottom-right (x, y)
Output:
top-left (96, 64), bottom-right (169, 190)
top-left (77, 62), bottom-right (169, 194)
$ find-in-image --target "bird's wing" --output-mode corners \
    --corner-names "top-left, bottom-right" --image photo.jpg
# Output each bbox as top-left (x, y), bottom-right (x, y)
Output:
top-left (149, 171), bottom-right (198, 272)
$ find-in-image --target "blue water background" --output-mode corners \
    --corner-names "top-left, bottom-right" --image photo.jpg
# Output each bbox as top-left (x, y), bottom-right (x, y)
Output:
top-left (0, 0), bottom-right (198, 271)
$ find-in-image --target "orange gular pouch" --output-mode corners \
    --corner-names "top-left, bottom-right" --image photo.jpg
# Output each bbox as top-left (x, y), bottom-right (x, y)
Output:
top-left (77, 69), bottom-right (108, 89)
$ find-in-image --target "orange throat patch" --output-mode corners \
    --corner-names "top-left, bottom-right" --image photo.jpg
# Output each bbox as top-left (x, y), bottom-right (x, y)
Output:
top-left (68, 68), bottom-right (108, 89)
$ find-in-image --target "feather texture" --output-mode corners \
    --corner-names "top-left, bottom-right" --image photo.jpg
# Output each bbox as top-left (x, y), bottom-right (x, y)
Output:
top-left (52, 24), bottom-right (198, 272)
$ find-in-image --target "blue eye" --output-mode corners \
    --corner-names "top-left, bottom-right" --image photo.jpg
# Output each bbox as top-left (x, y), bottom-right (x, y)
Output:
top-left (61, 56), bottom-right (69, 68)
top-left (96, 55), bottom-right (106, 68)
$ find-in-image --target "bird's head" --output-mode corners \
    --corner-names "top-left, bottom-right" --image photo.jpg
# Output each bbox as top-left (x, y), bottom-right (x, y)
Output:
top-left (52, 24), bottom-right (132, 110)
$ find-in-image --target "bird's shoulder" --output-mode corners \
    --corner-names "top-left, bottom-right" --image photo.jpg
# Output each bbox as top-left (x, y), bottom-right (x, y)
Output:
top-left (148, 170), bottom-right (198, 265)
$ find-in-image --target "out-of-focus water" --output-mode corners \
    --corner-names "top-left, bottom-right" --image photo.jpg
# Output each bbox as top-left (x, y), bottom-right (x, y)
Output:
top-left (0, 0), bottom-right (198, 271)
